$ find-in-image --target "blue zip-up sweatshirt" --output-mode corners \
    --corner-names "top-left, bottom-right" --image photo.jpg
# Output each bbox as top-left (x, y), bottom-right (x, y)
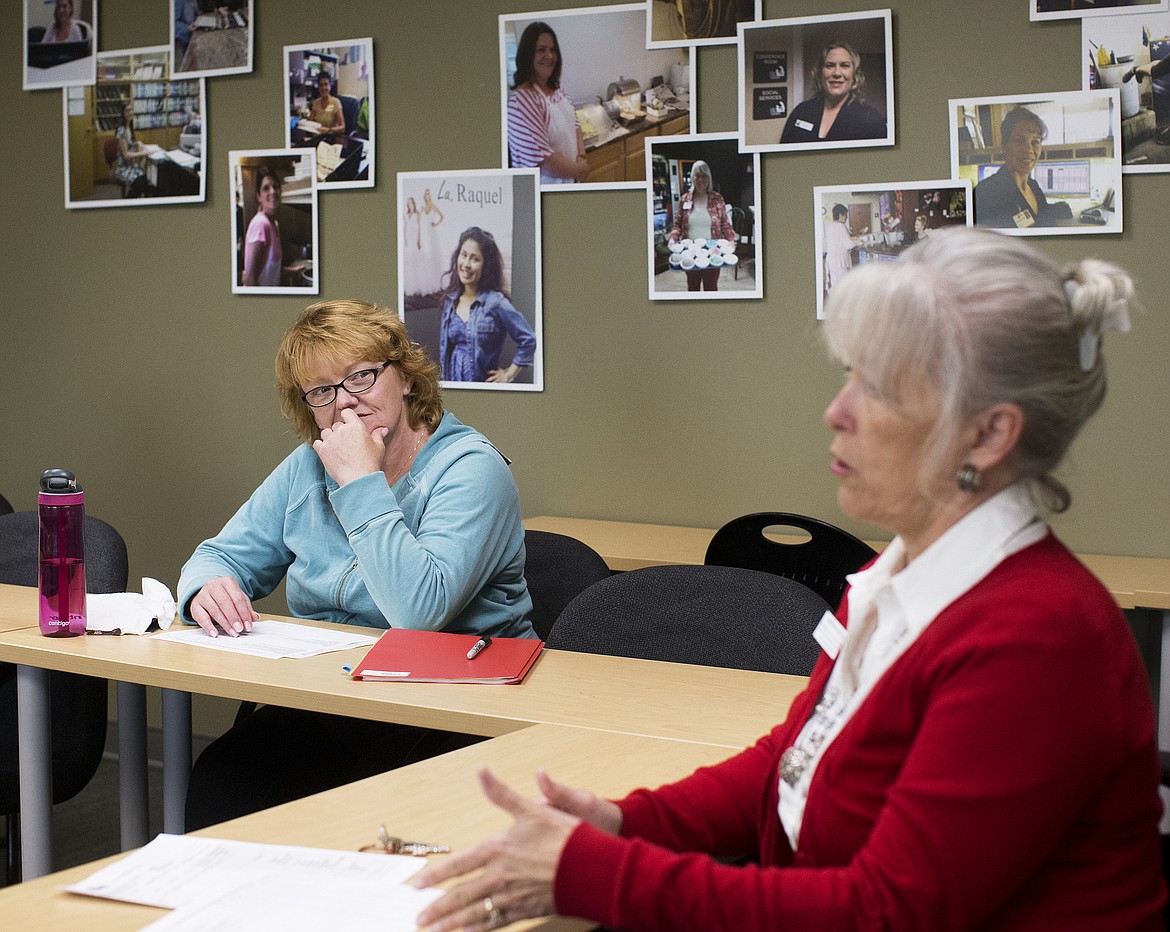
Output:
top-left (178, 412), bottom-right (535, 638)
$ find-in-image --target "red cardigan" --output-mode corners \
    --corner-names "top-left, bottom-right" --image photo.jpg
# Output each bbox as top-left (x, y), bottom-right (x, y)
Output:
top-left (554, 534), bottom-right (1165, 930)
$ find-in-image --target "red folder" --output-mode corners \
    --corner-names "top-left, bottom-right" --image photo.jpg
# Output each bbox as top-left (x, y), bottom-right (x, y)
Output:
top-left (351, 629), bottom-right (544, 684)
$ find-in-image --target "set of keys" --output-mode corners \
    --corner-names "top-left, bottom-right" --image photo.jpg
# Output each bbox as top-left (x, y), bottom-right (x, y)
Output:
top-left (360, 823), bottom-right (450, 857)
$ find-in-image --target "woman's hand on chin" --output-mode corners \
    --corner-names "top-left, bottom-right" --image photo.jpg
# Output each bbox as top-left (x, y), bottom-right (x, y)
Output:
top-left (312, 408), bottom-right (388, 485)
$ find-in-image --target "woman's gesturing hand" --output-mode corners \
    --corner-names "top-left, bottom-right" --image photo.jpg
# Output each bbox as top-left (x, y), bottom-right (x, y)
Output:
top-left (412, 767), bottom-right (593, 931)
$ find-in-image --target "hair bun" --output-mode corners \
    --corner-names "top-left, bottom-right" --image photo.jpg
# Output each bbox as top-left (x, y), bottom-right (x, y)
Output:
top-left (1062, 259), bottom-right (1135, 371)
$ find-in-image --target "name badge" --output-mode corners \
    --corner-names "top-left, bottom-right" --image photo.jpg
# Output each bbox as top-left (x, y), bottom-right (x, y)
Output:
top-left (813, 610), bottom-right (846, 659)
top-left (1012, 209), bottom-right (1035, 229)
top-left (794, 119), bottom-right (814, 132)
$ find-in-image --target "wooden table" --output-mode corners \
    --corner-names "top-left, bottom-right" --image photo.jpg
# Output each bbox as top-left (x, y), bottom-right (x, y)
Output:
top-left (0, 724), bottom-right (735, 930)
top-left (0, 584), bottom-right (154, 868)
top-left (0, 591), bottom-right (804, 878)
top-left (0, 582), bottom-right (38, 631)
top-left (523, 515), bottom-right (1170, 611)
top-left (525, 514), bottom-right (1170, 751)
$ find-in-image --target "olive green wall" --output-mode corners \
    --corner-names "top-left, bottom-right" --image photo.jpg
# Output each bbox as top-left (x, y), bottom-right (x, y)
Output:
top-left (4, 1), bottom-right (1167, 734)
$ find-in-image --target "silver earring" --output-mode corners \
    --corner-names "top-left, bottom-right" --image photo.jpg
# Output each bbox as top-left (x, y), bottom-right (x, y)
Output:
top-left (956, 463), bottom-right (982, 494)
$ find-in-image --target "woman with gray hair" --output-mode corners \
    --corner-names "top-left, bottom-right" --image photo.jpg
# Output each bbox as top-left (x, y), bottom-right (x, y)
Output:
top-left (780, 41), bottom-right (886, 144)
top-left (413, 228), bottom-right (1163, 931)
top-left (667, 160), bottom-right (736, 291)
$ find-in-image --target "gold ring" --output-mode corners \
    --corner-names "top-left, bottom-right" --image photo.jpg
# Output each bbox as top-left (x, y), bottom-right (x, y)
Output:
top-left (483, 895), bottom-right (503, 926)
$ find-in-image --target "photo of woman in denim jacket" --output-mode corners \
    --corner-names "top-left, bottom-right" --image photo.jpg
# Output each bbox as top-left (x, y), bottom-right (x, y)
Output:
top-left (438, 226), bottom-right (537, 383)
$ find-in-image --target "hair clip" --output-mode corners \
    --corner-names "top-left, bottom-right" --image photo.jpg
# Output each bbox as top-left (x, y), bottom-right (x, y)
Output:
top-left (1068, 282), bottom-right (1131, 372)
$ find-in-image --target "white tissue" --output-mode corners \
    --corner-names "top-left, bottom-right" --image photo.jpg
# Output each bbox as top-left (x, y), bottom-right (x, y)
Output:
top-left (86, 577), bottom-right (177, 635)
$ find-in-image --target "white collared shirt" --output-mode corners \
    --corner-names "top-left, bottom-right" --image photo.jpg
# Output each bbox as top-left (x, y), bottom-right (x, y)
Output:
top-left (777, 484), bottom-right (1047, 850)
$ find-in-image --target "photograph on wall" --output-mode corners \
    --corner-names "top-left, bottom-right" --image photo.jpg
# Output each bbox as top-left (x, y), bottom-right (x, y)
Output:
top-left (646, 133), bottom-right (762, 301)
top-left (950, 89), bottom-right (1124, 235)
top-left (230, 149), bottom-right (318, 295)
top-left (739, 9), bottom-right (893, 153)
top-left (812, 181), bottom-right (971, 320)
top-left (284, 38), bottom-right (374, 189)
top-left (172, 0), bottom-right (253, 79)
top-left (62, 45), bottom-right (205, 209)
top-left (646, 0), bottom-right (761, 49)
top-left (500, 4), bottom-right (695, 191)
top-left (1032, 0), bottom-right (1166, 23)
top-left (398, 169), bottom-right (543, 392)
top-left (1083, 10), bottom-right (1170, 172)
top-left (24, 0), bottom-right (97, 90)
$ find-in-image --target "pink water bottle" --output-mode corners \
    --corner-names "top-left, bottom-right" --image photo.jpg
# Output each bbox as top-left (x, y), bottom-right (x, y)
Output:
top-left (38, 468), bottom-right (87, 637)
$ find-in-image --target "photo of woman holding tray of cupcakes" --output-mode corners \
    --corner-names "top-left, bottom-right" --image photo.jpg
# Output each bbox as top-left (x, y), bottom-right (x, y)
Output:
top-left (666, 161), bottom-right (736, 292)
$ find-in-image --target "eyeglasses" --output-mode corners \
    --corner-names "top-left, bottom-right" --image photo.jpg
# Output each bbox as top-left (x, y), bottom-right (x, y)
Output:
top-left (301, 361), bottom-right (391, 407)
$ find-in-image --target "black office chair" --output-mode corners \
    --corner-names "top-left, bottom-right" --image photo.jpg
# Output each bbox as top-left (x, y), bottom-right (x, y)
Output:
top-left (522, 530), bottom-right (611, 641)
top-left (547, 564), bottom-right (830, 676)
top-left (0, 495), bottom-right (12, 517)
top-left (728, 205), bottom-right (754, 280)
top-left (0, 510), bottom-right (128, 884)
top-left (351, 95), bottom-right (369, 140)
top-left (705, 512), bottom-right (877, 610)
top-left (338, 95), bottom-right (361, 138)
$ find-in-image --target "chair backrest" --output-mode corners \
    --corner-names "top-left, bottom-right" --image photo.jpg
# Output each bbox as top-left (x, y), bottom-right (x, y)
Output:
top-left (523, 530), bottom-right (611, 641)
top-left (102, 135), bottom-right (119, 168)
top-left (705, 512), bottom-right (877, 610)
top-left (729, 205), bottom-right (751, 243)
top-left (0, 510), bottom-right (129, 814)
top-left (27, 25), bottom-right (45, 43)
top-left (0, 510), bottom-right (128, 594)
top-left (338, 94), bottom-right (361, 135)
top-left (547, 564), bottom-right (830, 676)
top-left (0, 494), bottom-right (12, 517)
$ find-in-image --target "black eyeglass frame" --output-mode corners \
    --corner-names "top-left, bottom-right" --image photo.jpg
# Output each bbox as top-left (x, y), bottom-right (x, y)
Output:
top-left (301, 360), bottom-right (392, 407)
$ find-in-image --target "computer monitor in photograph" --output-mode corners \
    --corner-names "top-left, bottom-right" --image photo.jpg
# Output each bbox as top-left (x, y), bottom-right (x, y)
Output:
top-left (1033, 160), bottom-right (1091, 198)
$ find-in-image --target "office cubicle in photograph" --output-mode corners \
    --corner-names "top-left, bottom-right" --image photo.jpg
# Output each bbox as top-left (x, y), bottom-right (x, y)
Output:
top-left (645, 0), bottom-right (761, 49)
top-left (398, 168), bottom-right (544, 391)
top-left (283, 38), bottom-right (374, 189)
top-left (500, 4), bottom-right (694, 191)
top-left (24, 0), bottom-right (97, 90)
top-left (62, 46), bottom-right (205, 209)
top-left (172, 0), bottom-right (254, 79)
top-left (646, 132), bottom-right (762, 301)
top-left (950, 89), bottom-right (1124, 235)
top-left (1082, 10), bottom-right (1170, 172)
top-left (812, 180), bottom-right (971, 320)
top-left (738, 9), bottom-right (894, 153)
top-left (1032, 0), bottom-right (1167, 22)
top-left (230, 149), bottom-right (319, 295)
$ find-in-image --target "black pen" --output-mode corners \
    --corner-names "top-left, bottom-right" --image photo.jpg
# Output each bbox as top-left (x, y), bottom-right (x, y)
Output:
top-left (466, 636), bottom-right (492, 660)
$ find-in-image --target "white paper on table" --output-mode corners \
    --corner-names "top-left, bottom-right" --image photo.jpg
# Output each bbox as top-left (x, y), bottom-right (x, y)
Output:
top-left (167, 148), bottom-right (200, 169)
top-left (64, 834), bottom-right (428, 911)
top-left (151, 620), bottom-right (377, 659)
top-left (141, 871), bottom-right (442, 932)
